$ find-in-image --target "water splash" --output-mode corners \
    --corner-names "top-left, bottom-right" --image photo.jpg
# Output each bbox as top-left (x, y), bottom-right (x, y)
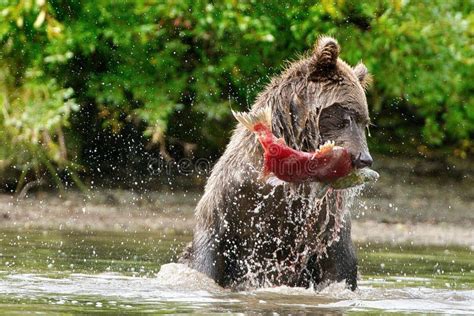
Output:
top-left (2, 272), bottom-right (472, 314)
top-left (232, 181), bottom-right (366, 288)
top-left (156, 263), bottom-right (223, 293)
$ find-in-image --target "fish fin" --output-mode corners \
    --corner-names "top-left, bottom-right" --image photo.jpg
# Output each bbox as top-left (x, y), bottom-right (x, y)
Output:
top-left (231, 107), bottom-right (272, 132)
top-left (266, 175), bottom-right (287, 187)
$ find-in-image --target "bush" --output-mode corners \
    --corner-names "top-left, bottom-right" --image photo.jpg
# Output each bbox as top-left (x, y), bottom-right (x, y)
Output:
top-left (0, 0), bottom-right (472, 188)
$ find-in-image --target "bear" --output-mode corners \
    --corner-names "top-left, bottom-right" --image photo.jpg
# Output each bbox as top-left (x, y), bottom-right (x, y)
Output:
top-left (182, 36), bottom-right (373, 291)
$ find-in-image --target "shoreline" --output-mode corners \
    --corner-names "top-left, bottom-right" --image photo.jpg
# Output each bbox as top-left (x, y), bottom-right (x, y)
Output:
top-left (2, 217), bottom-right (471, 248)
top-left (0, 187), bottom-right (472, 248)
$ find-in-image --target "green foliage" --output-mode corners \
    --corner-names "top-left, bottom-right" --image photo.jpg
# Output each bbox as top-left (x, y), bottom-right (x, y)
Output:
top-left (0, 0), bottom-right (472, 187)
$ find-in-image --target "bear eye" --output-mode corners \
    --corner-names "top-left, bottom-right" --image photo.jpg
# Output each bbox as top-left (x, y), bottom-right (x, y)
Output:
top-left (339, 117), bottom-right (351, 128)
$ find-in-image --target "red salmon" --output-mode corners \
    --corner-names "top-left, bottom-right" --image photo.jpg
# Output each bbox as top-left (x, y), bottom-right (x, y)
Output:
top-left (232, 107), bottom-right (353, 185)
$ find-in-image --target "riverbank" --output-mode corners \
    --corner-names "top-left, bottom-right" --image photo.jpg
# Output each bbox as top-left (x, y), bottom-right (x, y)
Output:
top-left (0, 154), bottom-right (472, 247)
top-left (1, 195), bottom-right (471, 247)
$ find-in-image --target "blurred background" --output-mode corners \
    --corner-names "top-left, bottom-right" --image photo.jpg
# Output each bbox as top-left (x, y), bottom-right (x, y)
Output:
top-left (0, 0), bottom-right (472, 231)
top-left (1, 0), bottom-right (472, 190)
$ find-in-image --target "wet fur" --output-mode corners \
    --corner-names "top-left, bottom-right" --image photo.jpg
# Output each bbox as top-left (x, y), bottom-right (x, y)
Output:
top-left (183, 36), bottom-right (372, 290)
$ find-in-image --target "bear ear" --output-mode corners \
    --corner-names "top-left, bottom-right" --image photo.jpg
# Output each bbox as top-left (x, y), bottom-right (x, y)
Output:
top-left (353, 62), bottom-right (372, 89)
top-left (309, 36), bottom-right (340, 80)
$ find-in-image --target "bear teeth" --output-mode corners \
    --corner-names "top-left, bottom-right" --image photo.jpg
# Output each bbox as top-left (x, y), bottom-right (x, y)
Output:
top-left (319, 140), bottom-right (335, 151)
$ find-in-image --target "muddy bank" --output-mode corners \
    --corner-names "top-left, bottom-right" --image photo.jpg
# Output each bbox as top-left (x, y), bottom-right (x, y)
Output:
top-left (355, 154), bottom-right (473, 225)
top-left (0, 154), bottom-right (472, 246)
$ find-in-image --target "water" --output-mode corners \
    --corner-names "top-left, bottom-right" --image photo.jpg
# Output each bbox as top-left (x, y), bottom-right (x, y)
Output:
top-left (0, 229), bottom-right (472, 314)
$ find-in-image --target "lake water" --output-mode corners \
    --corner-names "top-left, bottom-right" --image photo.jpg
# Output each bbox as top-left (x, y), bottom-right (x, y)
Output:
top-left (0, 229), bottom-right (472, 314)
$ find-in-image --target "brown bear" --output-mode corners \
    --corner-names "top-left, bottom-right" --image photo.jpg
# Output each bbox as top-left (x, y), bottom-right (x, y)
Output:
top-left (183, 36), bottom-right (373, 290)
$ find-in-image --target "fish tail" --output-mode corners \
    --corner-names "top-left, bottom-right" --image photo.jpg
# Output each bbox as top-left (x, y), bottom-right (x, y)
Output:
top-left (231, 107), bottom-right (272, 132)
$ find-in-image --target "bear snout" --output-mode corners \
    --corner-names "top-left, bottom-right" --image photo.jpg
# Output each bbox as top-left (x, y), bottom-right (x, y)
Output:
top-left (352, 152), bottom-right (373, 168)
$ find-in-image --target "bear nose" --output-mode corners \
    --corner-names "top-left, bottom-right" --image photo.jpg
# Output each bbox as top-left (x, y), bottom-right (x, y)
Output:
top-left (352, 152), bottom-right (373, 168)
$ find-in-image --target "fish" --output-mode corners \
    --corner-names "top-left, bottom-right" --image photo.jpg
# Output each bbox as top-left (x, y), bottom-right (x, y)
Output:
top-left (331, 167), bottom-right (379, 189)
top-left (232, 107), bottom-right (353, 186)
